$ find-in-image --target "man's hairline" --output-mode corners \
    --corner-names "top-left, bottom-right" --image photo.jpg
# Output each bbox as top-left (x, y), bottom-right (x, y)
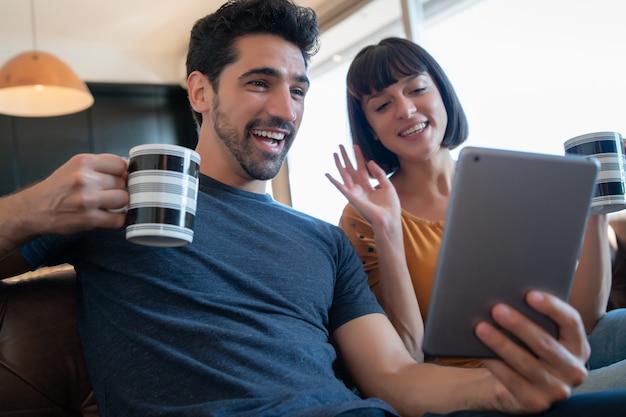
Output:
top-left (211, 34), bottom-right (311, 92)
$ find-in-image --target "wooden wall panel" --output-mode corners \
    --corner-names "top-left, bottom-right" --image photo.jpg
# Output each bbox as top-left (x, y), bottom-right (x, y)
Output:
top-left (14, 112), bottom-right (91, 187)
top-left (0, 83), bottom-right (197, 197)
top-left (0, 116), bottom-right (16, 196)
top-left (90, 85), bottom-right (166, 156)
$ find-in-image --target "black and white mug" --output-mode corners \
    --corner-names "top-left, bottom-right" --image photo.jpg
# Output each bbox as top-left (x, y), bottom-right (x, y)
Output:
top-left (125, 143), bottom-right (201, 247)
top-left (564, 131), bottom-right (626, 215)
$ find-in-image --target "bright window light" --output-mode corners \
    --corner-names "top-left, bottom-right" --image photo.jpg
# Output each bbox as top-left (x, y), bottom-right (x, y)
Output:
top-left (291, 0), bottom-right (626, 224)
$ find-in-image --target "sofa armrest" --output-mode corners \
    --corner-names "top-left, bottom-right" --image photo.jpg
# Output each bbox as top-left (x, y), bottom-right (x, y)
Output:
top-left (0, 267), bottom-right (98, 416)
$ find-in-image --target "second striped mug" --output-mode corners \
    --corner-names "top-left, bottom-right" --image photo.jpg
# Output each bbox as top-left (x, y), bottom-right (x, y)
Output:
top-left (564, 131), bottom-right (626, 215)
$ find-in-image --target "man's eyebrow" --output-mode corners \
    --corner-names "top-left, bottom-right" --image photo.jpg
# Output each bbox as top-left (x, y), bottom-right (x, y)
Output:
top-left (239, 67), bottom-right (310, 87)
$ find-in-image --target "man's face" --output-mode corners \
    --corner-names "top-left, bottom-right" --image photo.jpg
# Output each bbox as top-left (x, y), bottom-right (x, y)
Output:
top-left (210, 34), bottom-right (309, 181)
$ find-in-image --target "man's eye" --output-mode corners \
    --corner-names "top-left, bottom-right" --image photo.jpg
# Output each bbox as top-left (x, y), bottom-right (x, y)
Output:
top-left (292, 88), bottom-right (306, 97)
top-left (250, 80), bottom-right (267, 88)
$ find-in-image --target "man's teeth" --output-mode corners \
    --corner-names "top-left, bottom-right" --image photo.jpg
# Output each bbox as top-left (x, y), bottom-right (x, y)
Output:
top-left (400, 122), bottom-right (427, 137)
top-left (252, 129), bottom-right (285, 141)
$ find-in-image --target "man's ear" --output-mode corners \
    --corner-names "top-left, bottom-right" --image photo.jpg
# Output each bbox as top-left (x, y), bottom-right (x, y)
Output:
top-left (187, 71), bottom-right (212, 113)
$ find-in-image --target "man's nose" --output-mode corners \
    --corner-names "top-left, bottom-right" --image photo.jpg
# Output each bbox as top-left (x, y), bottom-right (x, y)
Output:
top-left (267, 88), bottom-right (297, 122)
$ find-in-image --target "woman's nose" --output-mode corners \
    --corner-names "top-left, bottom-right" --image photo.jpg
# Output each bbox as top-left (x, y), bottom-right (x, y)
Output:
top-left (396, 97), bottom-right (417, 119)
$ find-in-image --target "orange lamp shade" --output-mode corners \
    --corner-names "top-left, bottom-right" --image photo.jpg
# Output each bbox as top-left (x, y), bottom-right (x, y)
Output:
top-left (0, 51), bottom-right (94, 117)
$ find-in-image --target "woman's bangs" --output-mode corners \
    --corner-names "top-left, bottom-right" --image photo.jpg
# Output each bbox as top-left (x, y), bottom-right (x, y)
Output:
top-left (348, 47), bottom-right (427, 98)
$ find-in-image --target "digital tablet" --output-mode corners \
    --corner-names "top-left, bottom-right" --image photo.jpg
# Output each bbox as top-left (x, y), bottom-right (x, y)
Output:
top-left (422, 146), bottom-right (599, 358)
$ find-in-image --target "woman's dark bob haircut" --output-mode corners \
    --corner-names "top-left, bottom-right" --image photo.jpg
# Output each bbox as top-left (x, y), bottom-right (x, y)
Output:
top-left (346, 37), bottom-right (469, 174)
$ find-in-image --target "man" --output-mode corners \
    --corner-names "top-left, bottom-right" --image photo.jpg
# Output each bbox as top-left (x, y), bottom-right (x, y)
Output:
top-left (0, 1), bottom-right (624, 416)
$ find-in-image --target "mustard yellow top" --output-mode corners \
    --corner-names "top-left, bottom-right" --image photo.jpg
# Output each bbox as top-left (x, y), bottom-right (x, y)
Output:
top-left (339, 203), bottom-right (482, 368)
top-left (339, 203), bottom-right (443, 319)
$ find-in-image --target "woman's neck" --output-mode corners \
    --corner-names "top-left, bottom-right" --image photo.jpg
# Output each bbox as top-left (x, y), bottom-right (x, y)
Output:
top-left (390, 149), bottom-right (456, 221)
top-left (392, 149), bottom-right (455, 195)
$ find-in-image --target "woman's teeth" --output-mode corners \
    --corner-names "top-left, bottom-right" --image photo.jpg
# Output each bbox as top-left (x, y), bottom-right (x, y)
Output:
top-left (400, 122), bottom-right (427, 137)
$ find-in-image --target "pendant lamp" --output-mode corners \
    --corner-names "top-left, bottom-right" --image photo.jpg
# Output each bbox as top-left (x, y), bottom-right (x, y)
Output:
top-left (0, 0), bottom-right (94, 118)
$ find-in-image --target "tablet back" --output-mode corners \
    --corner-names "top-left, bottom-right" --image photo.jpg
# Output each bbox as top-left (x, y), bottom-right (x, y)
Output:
top-left (422, 146), bottom-right (599, 358)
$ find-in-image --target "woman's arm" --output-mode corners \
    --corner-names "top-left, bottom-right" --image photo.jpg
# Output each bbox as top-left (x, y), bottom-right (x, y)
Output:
top-left (328, 145), bottom-right (424, 360)
top-left (568, 214), bottom-right (611, 333)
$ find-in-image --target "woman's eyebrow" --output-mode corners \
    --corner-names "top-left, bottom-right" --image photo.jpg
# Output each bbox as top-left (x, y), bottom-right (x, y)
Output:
top-left (364, 91), bottom-right (383, 106)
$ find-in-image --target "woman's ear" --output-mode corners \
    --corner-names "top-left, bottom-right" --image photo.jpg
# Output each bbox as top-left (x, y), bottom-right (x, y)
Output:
top-left (187, 71), bottom-right (212, 114)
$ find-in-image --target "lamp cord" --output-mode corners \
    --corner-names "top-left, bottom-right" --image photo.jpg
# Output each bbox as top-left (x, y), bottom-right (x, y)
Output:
top-left (30, 0), bottom-right (37, 53)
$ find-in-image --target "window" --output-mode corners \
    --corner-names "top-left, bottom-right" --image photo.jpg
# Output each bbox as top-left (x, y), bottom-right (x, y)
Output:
top-left (290, 0), bottom-right (626, 223)
top-left (423, 0), bottom-right (626, 157)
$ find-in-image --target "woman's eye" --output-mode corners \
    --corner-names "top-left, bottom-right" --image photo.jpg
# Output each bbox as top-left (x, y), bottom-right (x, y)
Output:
top-left (374, 102), bottom-right (389, 112)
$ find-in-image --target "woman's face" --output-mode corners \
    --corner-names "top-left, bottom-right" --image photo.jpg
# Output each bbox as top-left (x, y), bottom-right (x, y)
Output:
top-left (361, 73), bottom-right (448, 162)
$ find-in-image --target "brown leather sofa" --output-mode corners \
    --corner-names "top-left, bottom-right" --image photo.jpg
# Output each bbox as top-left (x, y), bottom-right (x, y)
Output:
top-left (0, 267), bottom-right (98, 417)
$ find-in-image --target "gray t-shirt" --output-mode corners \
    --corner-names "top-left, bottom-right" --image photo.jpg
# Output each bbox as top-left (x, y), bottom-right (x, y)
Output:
top-left (21, 174), bottom-right (397, 417)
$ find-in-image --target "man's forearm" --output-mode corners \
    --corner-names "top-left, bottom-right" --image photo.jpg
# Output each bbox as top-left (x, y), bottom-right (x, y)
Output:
top-left (0, 190), bottom-right (35, 261)
top-left (375, 363), bottom-right (493, 417)
top-left (0, 189), bottom-right (40, 278)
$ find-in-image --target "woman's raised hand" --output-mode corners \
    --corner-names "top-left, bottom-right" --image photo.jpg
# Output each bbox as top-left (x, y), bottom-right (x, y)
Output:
top-left (326, 144), bottom-right (401, 228)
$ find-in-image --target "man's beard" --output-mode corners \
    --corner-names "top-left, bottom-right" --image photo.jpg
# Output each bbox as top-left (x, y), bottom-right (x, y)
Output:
top-left (212, 96), bottom-right (292, 181)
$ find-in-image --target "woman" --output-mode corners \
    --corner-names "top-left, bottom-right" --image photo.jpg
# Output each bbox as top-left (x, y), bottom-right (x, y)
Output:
top-left (327, 37), bottom-right (626, 390)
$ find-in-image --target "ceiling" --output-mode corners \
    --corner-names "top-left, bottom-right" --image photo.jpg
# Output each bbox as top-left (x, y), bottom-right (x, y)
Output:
top-left (0, 0), bottom-right (390, 86)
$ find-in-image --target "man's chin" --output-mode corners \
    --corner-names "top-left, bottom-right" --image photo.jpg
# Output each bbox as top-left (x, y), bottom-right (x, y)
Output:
top-left (244, 164), bottom-right (283, 181)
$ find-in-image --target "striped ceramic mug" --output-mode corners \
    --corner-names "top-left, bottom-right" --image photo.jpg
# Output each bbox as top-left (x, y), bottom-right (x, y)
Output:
top-left (126, 144), bottom-right (201, 247)
top-left (564, 131), bottom-right (626, 215)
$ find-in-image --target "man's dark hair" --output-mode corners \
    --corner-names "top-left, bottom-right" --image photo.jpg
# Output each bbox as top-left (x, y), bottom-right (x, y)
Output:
top-left (186, 0), bottom-right (320, 127)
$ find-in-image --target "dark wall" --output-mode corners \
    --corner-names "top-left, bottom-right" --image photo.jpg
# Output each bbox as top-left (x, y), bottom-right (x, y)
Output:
top-left (0, 83), bottom-right (198, 197)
